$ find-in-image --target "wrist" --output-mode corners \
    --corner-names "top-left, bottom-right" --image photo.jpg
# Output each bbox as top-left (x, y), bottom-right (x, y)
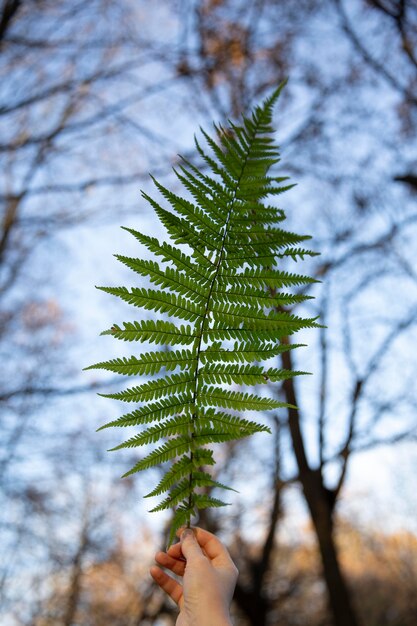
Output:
top-left (212, 618), bottom-right (232, 626)
top-left (196, 612), bottom-right (232, 626)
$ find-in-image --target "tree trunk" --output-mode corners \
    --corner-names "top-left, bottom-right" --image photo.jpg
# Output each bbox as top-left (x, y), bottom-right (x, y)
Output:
top-left (304, 472), bottom-right (359, 626)
top-left (234, 584), bottom-right (268, 626)
top-left (281, 340), bottom-right (360, 626)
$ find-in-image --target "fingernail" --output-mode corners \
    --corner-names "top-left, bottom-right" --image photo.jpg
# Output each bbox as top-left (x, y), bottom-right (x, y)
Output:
top-left (181, 528), bottom-right (194, 541)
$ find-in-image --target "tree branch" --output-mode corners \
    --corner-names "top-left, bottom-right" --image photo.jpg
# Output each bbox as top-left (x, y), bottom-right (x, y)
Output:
top-left (334, 305), bottom-right (417, 496)
top-left (0, 0), bottom-right (22, 43)
top-left (333, 0), bottom-right (417, 106)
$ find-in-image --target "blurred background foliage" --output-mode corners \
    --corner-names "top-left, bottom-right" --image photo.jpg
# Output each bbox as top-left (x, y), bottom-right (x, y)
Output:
top-left (1, 1), bottom-right (417, 624)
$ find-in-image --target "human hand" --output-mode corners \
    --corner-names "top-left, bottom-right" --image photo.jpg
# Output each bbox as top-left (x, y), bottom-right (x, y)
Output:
top-left (150, 526), bottom-right (238, 626)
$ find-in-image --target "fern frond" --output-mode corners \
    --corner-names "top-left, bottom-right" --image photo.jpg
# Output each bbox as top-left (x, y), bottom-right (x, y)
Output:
top-left (99, 373), bottom-right (195, 402)
top-left (87, 82), bottom-right (320, 545)
top-left (192, 494), bottom-right (230, 509)
top-left (149, 472), bottom-right (235, 513)
top-left (145, 448), bottom-right (215, 498)
top-left (97, 287), bottom-right (204, 322)
top-left (208, 303), bottom-right (319, 333)
top-left (114, 256), bottom-right (210, 299)
top-left (199, 363), bottom-right (307, 386)
top-left (200, 408), bottom-right (271, 435)
top-left (210, 288), bottom-right (311, 308)
top-left (85, 349), bottom-right (195, 376)
top-left (122, 436), bottom-right (193, 476)
top-left (100, 320), bottom-right (197, 346)
top-left (109, 415), bottom-right (195, 450)
top-left (176, 158), bottom-right (232, 209)
top-left (168, 506), bottom-right (193, 548)
top-left (120, 227), bottom-right (214, 280)
top-left (150, 176), bottom-right (222, 238)
top-left (198, 386), bottom-right (292, 411)
top-left (97, 394), bottom-right (194, 430)
top-left (147, 198), bottom-right (221, 255)
top-left (199, 341), bottom-right (297, 364)
top-left (218, 268), bottom-right (319, 289)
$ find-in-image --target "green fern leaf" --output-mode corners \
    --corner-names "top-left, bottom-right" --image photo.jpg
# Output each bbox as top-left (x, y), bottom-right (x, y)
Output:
top-left (86, 82), bottom-right (320, 545)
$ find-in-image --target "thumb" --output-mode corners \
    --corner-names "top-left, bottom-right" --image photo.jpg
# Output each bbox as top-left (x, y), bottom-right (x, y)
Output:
top-left (180, 528), bottom-right (203, 561)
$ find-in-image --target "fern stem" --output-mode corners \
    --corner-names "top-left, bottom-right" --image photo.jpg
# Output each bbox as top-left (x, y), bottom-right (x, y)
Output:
top-left (185, 118), bottom-right (260, 520)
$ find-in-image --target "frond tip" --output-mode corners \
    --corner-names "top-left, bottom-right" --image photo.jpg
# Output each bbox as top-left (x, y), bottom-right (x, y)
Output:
top-left (86, 81), bottom-right (320, 546)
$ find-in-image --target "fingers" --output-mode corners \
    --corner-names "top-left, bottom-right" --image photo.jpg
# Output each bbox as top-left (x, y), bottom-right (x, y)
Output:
top-left (179, 527), bottom-right (205, 562)
top-left (192, 527), bottom-right (229, 559)
top-left (168, 526), bottom-right (235, 570)
top-left (178, 526), bottom-right (233, 565)
top-left (150, 565), bottom-right (183, 606)
top-left (155, 550), bottom-right (186, 576)
top-left (167, 541), bottom-right (184, 559)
